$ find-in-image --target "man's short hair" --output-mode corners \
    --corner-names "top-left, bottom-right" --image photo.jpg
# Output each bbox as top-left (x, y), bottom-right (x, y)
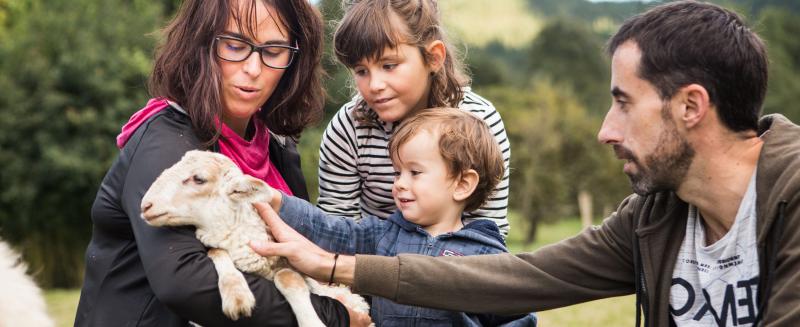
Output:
top-left (388, 108), bottom-right (505, 212)
top-left (607, 0), bottom-right (768, 132)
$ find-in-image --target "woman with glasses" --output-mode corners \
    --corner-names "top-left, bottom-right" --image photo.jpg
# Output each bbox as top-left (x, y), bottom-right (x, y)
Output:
top-left (75, 1), bottom-right (366, 326)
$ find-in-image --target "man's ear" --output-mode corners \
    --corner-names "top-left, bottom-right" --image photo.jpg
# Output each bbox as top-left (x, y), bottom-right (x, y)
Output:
top-left (677, 84), bottom-right (711, 129)
top-left (226, 175), bottom-right (268, 201)
top-left (425, 40), bottom-right (447, 73)
top-left (453, 169), bottom-right (479, 202)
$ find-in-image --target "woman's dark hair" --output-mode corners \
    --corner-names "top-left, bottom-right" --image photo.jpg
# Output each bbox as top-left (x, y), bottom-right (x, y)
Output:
top-left (148, 0), bottom-right (325, 142)
top-left (607, 0), bottom-right (767, 132)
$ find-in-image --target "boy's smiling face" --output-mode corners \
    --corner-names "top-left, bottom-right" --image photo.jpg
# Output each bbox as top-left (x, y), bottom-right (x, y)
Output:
top-left (391, 129), bottom-right (465, 235)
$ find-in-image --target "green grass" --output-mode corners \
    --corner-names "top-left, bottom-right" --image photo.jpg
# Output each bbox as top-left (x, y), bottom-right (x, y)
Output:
top-left (536, 296), bottom-right (635, 326)
top-left (505, 212), bottom-right (587, 253)
top-left (45, 289), bottom-right (79, 327)
top-left (45, 214), bottom-right (634, 326)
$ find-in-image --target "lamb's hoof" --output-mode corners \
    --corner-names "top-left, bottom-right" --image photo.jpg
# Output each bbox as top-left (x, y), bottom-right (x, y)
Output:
top-left (220, 274), bottom-right (256, 320)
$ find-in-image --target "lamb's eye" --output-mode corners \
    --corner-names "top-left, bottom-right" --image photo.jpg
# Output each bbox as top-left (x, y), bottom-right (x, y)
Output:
top-left (192, 175), bottom-right (207, 185)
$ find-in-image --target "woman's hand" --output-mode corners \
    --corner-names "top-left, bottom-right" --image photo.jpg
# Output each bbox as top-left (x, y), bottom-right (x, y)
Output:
top-left (347, 306), bottom-right (373, 326)
top-left (249, 202), bottom-right (342, 282)
top-left (333, 295), bottom-right (373, 327)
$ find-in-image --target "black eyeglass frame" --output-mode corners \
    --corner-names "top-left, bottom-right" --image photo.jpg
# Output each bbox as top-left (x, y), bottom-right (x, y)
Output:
top-left (212, 35), bottom-right (300, 69)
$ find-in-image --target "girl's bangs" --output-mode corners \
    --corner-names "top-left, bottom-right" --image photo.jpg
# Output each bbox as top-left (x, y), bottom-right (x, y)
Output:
top-left (335, 3), bottom-right (407, 67)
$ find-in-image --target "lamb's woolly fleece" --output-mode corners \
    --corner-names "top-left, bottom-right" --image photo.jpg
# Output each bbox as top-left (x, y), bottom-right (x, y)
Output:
top-left (0, 239), bottom-right (54, 327)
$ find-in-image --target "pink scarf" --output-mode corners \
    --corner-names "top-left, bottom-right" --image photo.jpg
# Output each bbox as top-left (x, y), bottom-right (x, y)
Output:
top-left (117, 98), bottom-right (293, 196)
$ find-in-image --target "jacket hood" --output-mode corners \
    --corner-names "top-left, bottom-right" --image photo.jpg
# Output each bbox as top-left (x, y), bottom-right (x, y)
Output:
top-left (388, 211), bottom-right (506, 249)
top-left (116, 98), bottom-right (171, 149)
top-left (754, 114), bottom-right (800, 244)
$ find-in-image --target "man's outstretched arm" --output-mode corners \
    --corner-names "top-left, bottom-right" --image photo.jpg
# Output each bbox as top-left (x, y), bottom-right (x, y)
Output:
top-left (251, 198), bottom-right (641, 315)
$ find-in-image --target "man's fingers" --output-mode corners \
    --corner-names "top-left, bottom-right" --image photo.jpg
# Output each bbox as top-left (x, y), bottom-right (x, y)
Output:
top-left (254, 202), bottom-right (292, 240)
top-left (254, 202), bottom-right (275, 225)
top-left (249, 240), bottom-right (291, 257)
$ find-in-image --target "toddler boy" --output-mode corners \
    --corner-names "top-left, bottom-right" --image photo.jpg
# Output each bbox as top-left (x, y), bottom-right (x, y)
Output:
top-left (268, 108), bottom-right (536, 326)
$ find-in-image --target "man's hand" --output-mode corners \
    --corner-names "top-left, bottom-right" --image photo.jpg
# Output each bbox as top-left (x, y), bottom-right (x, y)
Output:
top-left (250, 203), bottom-right (365, 324)
top-left (249, 202), bottom-right (337, 281)
top-left (267, 187), bottom-right (282, 211)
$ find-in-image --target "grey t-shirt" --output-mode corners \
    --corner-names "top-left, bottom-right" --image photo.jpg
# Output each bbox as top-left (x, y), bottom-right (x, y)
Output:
top-left (670, 171), bottom-right (759, 326)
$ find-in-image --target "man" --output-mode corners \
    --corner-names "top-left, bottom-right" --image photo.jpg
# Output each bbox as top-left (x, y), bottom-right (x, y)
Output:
top-left (251, 1), bottom-right (800, 326)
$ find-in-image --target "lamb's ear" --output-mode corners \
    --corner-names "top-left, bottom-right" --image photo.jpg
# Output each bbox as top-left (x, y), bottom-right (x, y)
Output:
top-left (225, 175), bottom-right (269, 201)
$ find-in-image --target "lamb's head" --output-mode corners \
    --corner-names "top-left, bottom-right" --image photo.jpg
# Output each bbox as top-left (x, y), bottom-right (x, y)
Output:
top-left (140, 150), bottom-right (272, 230)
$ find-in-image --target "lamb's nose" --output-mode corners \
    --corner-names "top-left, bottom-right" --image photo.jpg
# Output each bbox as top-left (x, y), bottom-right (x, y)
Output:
top-left (141, 201), bottom-right (153, 214)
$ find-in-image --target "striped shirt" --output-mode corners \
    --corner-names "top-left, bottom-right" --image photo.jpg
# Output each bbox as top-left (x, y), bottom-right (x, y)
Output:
top-left (316, 90), bottom-right (511, 236)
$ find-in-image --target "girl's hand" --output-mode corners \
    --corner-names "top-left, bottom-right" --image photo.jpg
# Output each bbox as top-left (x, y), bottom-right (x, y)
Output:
top-left (249, 202), bottom-right (335, 281)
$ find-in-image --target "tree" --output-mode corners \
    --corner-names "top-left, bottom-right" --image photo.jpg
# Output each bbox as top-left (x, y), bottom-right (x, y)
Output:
top-left (466, 45), bottom-right (508, 87)
top-left (0, 0), bottom-right (165, 287)
top-left (480, 81), bottom-right (628, 244)
top-left (318, 0), bottom-right (355, 121)
top-left (526, 18), bottom-right (611, 116)
top-left (757, 7), bottom-right (800, 122)
top-left (525, 0), bottom-right (649, 24)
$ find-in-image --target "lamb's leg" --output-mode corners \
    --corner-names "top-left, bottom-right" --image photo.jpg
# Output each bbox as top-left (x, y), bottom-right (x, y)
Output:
top-left (274, 268), bottom-right (326, 327)
top-left (207, 248), bottom-right (255, 320)
top-left (306, 278), bottom-right (371, 316)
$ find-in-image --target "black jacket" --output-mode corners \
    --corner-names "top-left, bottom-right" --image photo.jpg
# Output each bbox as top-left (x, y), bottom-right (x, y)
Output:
top-left (75, 105), bottom-right (347, 326)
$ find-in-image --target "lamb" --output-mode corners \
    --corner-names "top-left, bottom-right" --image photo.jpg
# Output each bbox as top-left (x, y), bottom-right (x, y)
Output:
top-left (0, 238), bottom-right (54, 327)
top-left (140, 150), bottom-right (370, 326)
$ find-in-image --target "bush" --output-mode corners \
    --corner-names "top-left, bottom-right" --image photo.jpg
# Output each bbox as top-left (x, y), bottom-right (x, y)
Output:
top-left (0, 0), bottom-right (164, 287)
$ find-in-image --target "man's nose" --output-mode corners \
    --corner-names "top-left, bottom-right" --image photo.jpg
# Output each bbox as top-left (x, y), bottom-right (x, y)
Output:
top-left (597, 107), bottom-right (622, 145)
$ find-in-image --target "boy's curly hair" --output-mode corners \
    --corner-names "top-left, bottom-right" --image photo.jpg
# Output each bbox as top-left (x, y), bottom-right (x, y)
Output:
top-left (388, 108), bottom-right (504, 212)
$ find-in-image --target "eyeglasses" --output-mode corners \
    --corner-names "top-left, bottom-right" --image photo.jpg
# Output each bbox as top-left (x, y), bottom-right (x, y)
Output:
top-left (213, 35), bottom-right (299, 69)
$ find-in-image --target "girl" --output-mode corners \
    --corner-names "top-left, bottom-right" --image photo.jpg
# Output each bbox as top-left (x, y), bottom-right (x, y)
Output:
top-left (317, 0), bottom-right (511, 236)
top-left (75, 1), bottom-right (362, 326)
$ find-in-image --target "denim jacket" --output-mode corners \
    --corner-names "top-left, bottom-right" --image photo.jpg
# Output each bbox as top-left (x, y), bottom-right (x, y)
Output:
top-left (279, 195), bottom-right (537, 326)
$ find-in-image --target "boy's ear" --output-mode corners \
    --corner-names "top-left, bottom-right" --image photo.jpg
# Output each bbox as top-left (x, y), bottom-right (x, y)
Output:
top-left (225, 175), bottom-right (268, 201)
top-left (453, 169), bottom-right (479, 202)
top-left (425, 40), bottom-right (447, 73)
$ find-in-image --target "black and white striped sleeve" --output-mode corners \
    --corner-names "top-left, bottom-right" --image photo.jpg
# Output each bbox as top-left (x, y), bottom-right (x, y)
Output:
top-left (316, 104), bottom-right (363, 219)
top-left (461, 91), bottom-right (511, 237)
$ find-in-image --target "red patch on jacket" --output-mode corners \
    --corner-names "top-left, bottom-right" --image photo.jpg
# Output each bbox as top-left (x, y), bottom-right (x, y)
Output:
top-left (441, 249), bottom-right (463, 257)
